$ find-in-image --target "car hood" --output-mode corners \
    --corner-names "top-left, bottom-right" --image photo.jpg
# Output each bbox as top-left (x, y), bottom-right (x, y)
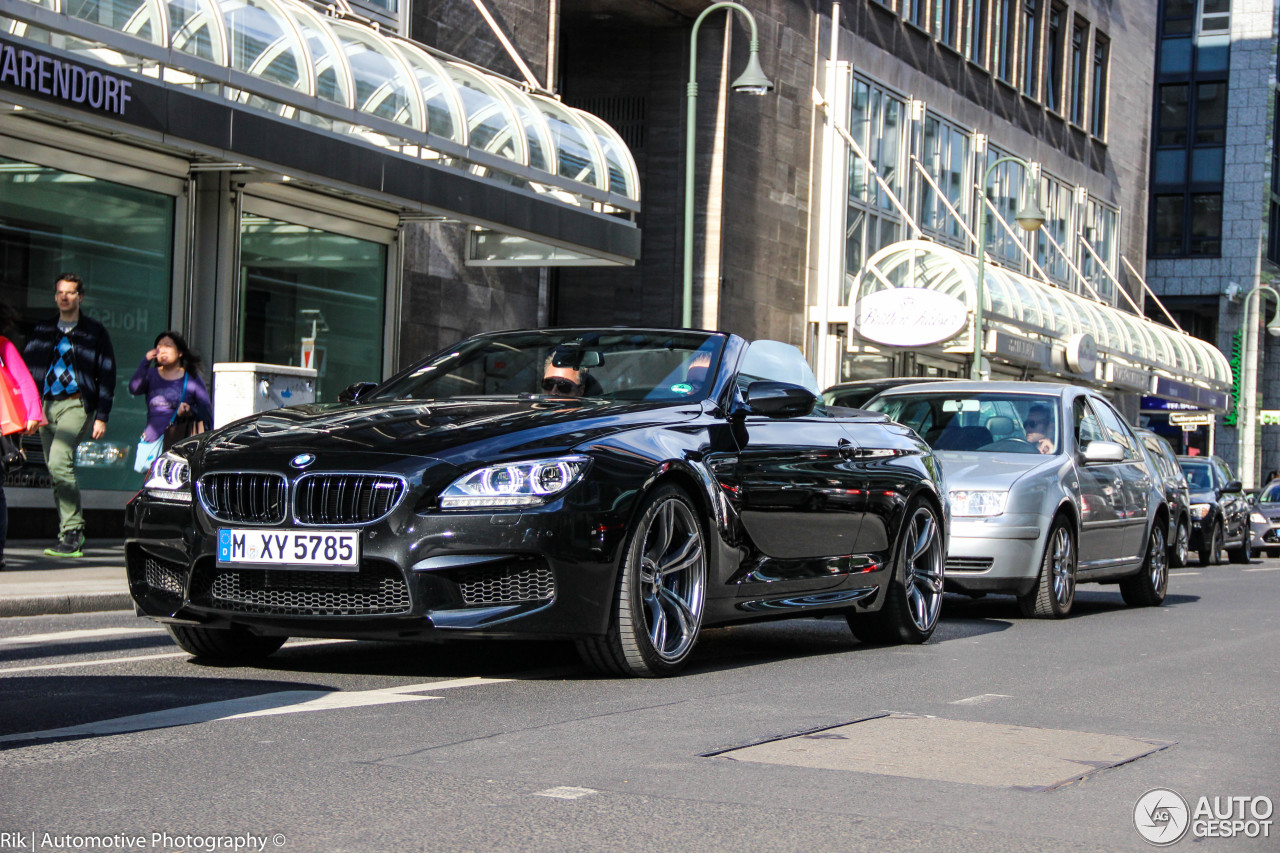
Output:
top-left (934, 451), bottom-right (1063, 489)
top-left (196, 397), bottom-right (701, 466)
top-left (1187, 489), bottom-right (1219, 503)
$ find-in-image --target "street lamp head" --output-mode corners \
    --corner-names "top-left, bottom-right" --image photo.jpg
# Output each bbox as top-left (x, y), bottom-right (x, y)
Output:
top-left (1267, 315), bottom-right (1280, 337)
top-left (731, 52), bottom-right (774, 95)
top-left (1014, 199), bottom-right (1047, 232)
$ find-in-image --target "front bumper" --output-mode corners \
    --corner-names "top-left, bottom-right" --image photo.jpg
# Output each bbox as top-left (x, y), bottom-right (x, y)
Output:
top-left (941, 515), bottom-right (1043, 596)
top-left (126, 490), bottom-right (630, 642)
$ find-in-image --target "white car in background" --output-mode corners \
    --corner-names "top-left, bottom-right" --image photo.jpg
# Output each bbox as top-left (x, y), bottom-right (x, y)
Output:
top-left (865, 381), bottom-right (1170, 617)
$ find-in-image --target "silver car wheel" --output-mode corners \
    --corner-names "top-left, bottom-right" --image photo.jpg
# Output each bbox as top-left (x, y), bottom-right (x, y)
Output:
top-left (903, 506), bottom-right (945, 632)
top-left (1148, 525), bottom-right (1168, 593)
top-left (638, 497), bottom-right (706, 662)
top-left (1050, 525), bottom-right (1075, 608)
top-left (1172, 521), bottom-right (1189, 567)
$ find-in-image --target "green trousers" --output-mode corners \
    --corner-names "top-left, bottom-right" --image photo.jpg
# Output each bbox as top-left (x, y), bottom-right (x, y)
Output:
top-left (40, 397), bottom-right (92, 535)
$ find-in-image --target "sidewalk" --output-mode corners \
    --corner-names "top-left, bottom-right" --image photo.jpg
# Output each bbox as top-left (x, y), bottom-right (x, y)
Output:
top-left (0, 540), bottom-right (131, 617)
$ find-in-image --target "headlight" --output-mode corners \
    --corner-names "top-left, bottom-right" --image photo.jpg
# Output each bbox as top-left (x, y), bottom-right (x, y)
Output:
top-left (144, 452), bottom-right (191, 503)
top-left (440, 455), bottom-right (590, 509)
top-left (1250, 512), bottom-right (1266, 524)
top-left (1190, 503), bottom-right (1212, 520)
top-left (949, 489), bottom-right (1008, 517)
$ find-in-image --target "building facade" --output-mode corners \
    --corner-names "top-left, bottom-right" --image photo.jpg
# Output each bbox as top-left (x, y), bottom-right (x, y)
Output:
top-left (1143, 0), bottom-right (1280, 486)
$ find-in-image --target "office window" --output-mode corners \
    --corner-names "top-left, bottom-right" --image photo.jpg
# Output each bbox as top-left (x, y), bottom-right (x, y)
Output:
top-left (1188, 193), bottom-right (1223, 255)
top-left (1081, 199), bottom-right (1120, 305)
top-left (919, 114), bottom-right (970, 247)
top-left (984, 148), bottom-right (1029, 271)
top-left (1045, 5), bottom-right (1064, 112)
top-left (1033, 172), bottom-right (1072, 286)
top-left (1021, 0), bottom-right (1040, 98)
top-left (1069, 18), bottom-right (1087, 125)
top-left (965, 0), bottom-right (989, 65)
top-left (935, 0), bottom-right (960, 48)
top-left (1152, 195), bottom-right (1185, 256)
top-left (843, 77), bottom-right (908, 305)
top-left (1269, 101), bottom-right (1280, 264)
top-left (1158, 85), bottom-right (1189, 145)
top-left (1090, 35), bottom-right (1109, 137)
top-left (903, 0), bottom-right (928, 28)
top-left (994, 0), bottom-right (1016, 82)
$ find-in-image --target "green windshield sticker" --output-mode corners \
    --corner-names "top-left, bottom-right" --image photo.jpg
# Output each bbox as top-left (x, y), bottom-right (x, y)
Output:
top-left (671, 383), bottom-right (693, 394)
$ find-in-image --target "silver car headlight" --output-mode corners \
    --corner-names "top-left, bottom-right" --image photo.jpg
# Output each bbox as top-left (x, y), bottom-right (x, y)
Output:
top-left (1190, 503), bottom-right (1212, 520)
top-left (949, 489), bottom-right (1009, 517)
top-left (440, 455), bottom-right (590, 509)
top-left (144, 452), bottom-right (191, 503)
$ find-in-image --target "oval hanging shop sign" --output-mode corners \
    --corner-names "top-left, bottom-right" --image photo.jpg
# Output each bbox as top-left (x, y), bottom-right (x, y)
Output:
top-left (855, 288), bottom-right (969, 347)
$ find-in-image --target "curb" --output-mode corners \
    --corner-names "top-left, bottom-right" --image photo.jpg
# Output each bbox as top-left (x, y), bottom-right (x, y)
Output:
top-left (0, 593), bottom-right (133, 618)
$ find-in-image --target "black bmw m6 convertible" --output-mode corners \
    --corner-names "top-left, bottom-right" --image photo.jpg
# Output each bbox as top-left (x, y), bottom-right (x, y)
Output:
top-left (127, 328), bottom-right (948, 676)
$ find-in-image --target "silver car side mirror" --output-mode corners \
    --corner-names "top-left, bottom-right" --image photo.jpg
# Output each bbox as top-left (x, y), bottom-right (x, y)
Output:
top-left (1083, 441), bottom-right (1126, 464)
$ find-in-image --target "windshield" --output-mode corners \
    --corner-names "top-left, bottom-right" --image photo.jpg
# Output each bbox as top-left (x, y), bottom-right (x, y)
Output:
top-left (372, 330), bottom-right (725, 403)
top-left (1180, 461), bottom-right (1213, 490)
top-left (866, 391), bottom-right (1062, 454)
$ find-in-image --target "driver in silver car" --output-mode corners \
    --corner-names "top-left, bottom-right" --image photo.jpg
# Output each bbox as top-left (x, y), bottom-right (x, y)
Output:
top-left (1023, 403), bottom-right (1057, 455)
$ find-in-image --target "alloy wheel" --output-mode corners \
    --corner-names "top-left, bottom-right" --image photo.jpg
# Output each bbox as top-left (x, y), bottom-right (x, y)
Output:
top-left (1148, 525), bottom-right (1168, 595)
top-left (903, 506), bottom-right (945, 632)
top-left (1049, 525), bottom-right (1076, 607)
top-left (638, 497), bottom-right (706, 662)
top-left (1173, 522), bottom-right (1189, 566)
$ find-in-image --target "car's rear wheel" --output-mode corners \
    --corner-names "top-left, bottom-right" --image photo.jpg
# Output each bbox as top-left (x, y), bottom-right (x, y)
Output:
top-left (576, 484), bottom-right (707, 677)
top-left (1198, 521), bottom-right (1223, 566)
top-left (1017, 518), bottom-right (1076, 618)
top-left (1121, 523), bottom-right (1168, 607)
top-left (847, 500), bottom-right (944, 644)
top-left (165, 624), bottom-right (286, 662)
top-left (1169, 519), bottom-right (1190, 568)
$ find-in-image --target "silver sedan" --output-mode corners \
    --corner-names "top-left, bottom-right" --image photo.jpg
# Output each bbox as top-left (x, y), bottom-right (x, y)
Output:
top-left (865, 381), bottom-right (1170, 617)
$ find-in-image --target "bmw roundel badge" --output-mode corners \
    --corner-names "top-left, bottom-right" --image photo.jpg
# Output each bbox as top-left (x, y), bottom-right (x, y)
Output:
top-left (290, 453), bottom-right (316, 469)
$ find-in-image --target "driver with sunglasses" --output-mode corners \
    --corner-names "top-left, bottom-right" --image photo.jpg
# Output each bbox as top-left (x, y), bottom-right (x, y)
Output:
top-left (541, 356), bottom-right (588, 398)
top-left (1023, 403), bottom-right (1057, 455)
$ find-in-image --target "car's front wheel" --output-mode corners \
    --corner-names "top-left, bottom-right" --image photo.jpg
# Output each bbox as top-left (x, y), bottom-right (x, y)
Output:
top-left (577, 484), bottom-right (707, 677)
top-left (165, 624), bottom-right (287, 662)
top-left (1199, 521), bottom-right (1223, 566)
top-left (847, 500), bottom-right (945, 644)
top-left (1169, 519), bottom-right (1190, 568)
top-left (1121, 523), bottom-right (1168, 607)
top-left (1017, 518), bottom-right (1076, 618)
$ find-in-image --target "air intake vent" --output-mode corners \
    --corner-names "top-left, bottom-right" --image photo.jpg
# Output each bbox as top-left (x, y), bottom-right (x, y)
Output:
top-left (945, 557), bottom-right (994, 572)
top-left (200, 473), bottom-right (288, 524)
top-left (295, 474), bottom-right (406, 525)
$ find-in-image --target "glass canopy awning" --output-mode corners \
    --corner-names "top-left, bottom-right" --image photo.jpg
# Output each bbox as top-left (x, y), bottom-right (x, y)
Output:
top-left (0, 0), bottom-right (640, 262)
top-left (855, 240), bottom-right (1231, 394)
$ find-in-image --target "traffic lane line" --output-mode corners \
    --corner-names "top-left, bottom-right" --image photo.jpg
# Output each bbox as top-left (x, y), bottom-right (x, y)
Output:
top-left (0, 627), bottom-right (164, 646)
top-left (0, 676), bottom-right (511, 745)
top-left (0, 638), bottom-right (350, 675)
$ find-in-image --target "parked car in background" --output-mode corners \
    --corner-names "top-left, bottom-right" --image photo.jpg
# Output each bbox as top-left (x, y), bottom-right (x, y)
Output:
top-left (865, 381), bottom-right (1169, 618)
top-left (1133, 428), bottom-right (1192, 568)
top-left (1248, 479), bottom-right (1280, 558)
top-left (823, 376), bottom-right (958, 410)
top-left (127, 328), bottom-right (950, 677)
top-left (1177, 455), bottom-right (1250, 565)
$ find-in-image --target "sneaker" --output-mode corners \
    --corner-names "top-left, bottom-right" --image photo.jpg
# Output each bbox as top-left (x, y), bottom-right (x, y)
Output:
top-left (44, 530), bottom-right (84, 558)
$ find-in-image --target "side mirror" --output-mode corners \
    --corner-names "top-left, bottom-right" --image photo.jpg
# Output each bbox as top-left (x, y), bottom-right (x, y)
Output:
top-left (338, 381), bottom-right (378, 403)
top-left (1082, 440), bottom-right (1125, 464)
top-left (743, 381), bottom-right (816, 418)
top-left (1223, 479), bottom-right (1243, 493)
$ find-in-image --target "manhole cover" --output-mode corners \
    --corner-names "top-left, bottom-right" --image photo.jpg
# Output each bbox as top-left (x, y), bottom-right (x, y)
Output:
top-left (712, 713), bottom-right (1174, 791)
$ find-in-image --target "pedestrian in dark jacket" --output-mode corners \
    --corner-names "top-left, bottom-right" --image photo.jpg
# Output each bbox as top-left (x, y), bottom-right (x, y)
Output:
top-left (22, 273), bottom-right (116, 558)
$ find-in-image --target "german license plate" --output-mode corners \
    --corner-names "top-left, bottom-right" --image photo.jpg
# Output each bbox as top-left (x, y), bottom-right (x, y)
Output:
top-left (217, 529), bottom-right (360, 571)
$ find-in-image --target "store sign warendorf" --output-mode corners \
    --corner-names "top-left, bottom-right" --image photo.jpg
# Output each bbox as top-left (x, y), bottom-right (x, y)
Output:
top-left (856, 288), bottom-right (968, 347)
top-left (0, 37), bottom-right (133, 115)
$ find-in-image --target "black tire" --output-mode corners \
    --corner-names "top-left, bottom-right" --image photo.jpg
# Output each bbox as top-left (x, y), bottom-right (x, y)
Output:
top-left (1121, 523), bottom-right (1168, 607)
top-left (1017, 518), bottom-right (1076, 618)
top-left (576, 484), bottom-right (707, 677)
top-left (1169, 519), bottom-right (1190, 568)
top-left (847, 499), bottom-right (945, 645)
top-left (1227, 528), bottom-right (1251, 563)
top-left (1198, 521), bottom-right (1223, 566)
top-left (165, 624), bottom-right (286, 662)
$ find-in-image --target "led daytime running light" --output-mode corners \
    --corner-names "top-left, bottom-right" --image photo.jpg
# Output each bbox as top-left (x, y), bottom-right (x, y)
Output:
top-left (441, 456), bottom-right (590, 509)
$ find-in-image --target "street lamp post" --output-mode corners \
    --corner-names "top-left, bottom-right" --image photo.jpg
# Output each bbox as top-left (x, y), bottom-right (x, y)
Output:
top-left (971, 156), bottom-right (1046, 381)
top-left (1236, 282), bottom-right (1280, 488)
top-left (682, 1), bottom-right (773, 329)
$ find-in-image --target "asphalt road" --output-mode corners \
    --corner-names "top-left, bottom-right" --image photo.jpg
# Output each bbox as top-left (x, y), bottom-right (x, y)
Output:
top-left (1, 560), bottom-right (1277, 853)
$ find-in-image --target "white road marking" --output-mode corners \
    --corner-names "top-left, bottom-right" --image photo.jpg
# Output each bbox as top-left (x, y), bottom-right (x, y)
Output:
top-left (949, 693), bottom-right (1012, 705)
top-left (1170, 571), bottom-right (1200, 575)
top-left (0, 676), bottom-right (511, 744)
top-left (0, 638), bottom-right (348, 675)
top-left (1243, 567), bottom-right (1280, 572)
top-left (535, 787), bottom-right (598, 800)
top-left (0, 627), bottom-right (164, 646)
